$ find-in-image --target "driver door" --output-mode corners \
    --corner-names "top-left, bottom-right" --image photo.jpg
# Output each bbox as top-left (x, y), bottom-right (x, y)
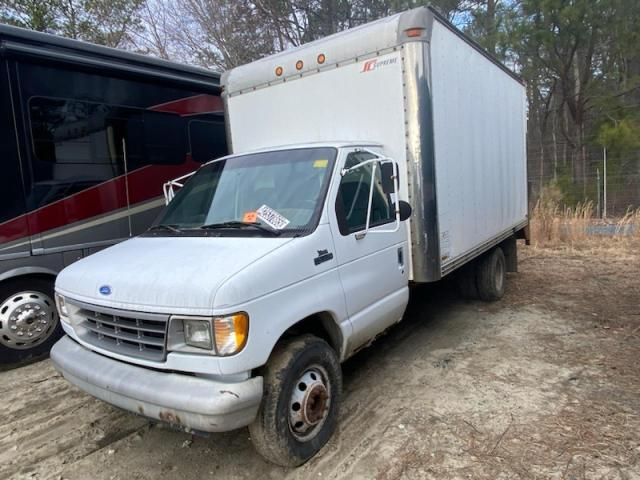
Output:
top-left (328, 148), bottom-right (409, 355)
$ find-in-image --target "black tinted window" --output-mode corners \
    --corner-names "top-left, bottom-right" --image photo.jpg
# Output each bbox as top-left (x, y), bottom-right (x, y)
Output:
top-left (189, 120), bottom-right (227, 163)
top-left (27, 98), bottom-right (189, 210)
top-left (19, 61), bottom-right (226, 212)
top-left (0, 62), bottom-right (27, 224)
top-left (30, 98), bottom-right (121, 165)
top-left (29, 98), bottom-right (185, 167)
top-left (141, 111), bottom-right (186, 166)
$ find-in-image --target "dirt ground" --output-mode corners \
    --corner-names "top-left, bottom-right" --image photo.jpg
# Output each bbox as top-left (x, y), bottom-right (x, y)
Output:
top-left (2, 241), bottom-right (639, 480)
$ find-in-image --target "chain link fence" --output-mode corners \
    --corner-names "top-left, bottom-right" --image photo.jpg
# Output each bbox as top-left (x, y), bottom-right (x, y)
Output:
top-left (527, 142), bottom-right (640, 217)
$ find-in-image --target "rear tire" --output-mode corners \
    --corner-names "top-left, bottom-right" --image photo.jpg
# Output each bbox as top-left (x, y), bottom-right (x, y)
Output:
top-left (476, 247), bottom-right (506, 301)
top-left (249, 335), bottom-right (342, 467)
top-left (0, 278), bottom-right (62, 367)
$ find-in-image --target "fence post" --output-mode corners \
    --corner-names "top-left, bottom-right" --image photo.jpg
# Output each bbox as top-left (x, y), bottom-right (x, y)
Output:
top-left (597, 167), bottom-right (601, 218)
top-left (603, 147), bottom-right (607, 219)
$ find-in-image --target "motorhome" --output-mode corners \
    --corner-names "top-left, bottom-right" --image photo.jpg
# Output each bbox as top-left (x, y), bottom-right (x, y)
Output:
top-left (0, 24), bottom-right (227, 364)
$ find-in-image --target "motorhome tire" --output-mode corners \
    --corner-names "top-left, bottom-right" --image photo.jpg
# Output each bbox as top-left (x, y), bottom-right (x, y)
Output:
top-left (476, 247), bottom-right (506, 301)
top-left (249, 334), bottom-right (342, 467)
top-left (0, 278), bottom-right (62, 367)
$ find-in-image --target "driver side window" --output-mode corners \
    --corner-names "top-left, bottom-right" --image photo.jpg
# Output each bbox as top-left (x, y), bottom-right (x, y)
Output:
top-left (336, 152), bottom-right (394, 235)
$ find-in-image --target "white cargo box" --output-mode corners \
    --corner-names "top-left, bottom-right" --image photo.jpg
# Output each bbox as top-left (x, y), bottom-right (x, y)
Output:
top-left (222, 6), bottom-right (528, 282)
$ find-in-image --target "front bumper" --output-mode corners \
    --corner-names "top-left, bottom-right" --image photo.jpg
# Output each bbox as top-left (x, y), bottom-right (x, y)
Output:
top-left (51, 336), bottom-right (263, 432)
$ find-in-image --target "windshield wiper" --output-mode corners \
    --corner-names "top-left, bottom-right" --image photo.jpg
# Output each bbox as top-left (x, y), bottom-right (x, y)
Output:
top-left (148, 224), bottom-right (182, 233)
top-left (199, 221), bottom-right (281, 235)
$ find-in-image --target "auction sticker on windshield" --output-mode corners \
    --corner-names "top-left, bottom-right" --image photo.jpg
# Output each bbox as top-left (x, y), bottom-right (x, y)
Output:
top-left (243, 211), bottom-right (258, 223)
top-left (257, 205), bottom-right (290, 230)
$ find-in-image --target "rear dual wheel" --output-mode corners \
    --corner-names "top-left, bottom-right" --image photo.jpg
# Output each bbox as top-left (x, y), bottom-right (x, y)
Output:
top-left (250, 335), bottom-right (342, 467)
top-left (0, 278), bottom-right (62, 366)
top-left (457, 247), bottom-right (506, 301)
top-left (476, 247), bottom-right (506, 301)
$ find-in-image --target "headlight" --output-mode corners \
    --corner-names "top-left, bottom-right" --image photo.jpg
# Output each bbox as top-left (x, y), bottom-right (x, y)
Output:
top-left (183, 319), bottom-right (213, 350)
top-left (213, 313), bottom-right (249, 356)
top-left (181, 312), bottom-right (249, 355)
top-left (55, 293), bottom-right (69, 317)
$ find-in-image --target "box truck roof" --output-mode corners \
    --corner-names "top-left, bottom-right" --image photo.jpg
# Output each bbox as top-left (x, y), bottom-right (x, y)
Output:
top-left (222, 6), bottom-right (522, 95)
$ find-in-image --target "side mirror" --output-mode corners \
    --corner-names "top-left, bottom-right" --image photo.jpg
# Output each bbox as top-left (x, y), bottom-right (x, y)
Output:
top-left (380, 162), bottom-right (396, 194)
top-left (398, 200), bottom-right (412, 221)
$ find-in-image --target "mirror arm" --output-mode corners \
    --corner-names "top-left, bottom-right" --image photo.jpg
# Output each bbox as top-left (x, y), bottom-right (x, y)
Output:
top-left (358, 163), bottom-right (377, 240)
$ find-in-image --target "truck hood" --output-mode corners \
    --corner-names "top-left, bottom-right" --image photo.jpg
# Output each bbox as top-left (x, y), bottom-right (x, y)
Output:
top-left (55, 236), bottom-right (293, 315)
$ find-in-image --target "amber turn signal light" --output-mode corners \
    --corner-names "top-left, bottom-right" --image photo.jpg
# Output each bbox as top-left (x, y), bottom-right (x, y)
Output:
top-left (405, 27), bottom-right (424, 38)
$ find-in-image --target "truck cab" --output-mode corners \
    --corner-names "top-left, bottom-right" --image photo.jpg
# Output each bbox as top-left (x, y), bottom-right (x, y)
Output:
top-left (52, 142), bottom-right (412, 465)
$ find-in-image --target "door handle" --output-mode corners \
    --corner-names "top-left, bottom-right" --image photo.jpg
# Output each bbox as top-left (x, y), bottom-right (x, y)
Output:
top-left (397, 247), bottom-right (404, 268)
top-left (314, 249), bottom-right (334, 266)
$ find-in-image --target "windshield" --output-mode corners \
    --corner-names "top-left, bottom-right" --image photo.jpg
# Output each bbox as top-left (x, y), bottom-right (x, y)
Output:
top-left (153, 147), bottom-right (337, 236)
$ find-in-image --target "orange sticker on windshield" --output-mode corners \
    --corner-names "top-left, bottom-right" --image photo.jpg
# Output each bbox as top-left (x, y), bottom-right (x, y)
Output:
top-left (242, 211), bottom-right (257, 223)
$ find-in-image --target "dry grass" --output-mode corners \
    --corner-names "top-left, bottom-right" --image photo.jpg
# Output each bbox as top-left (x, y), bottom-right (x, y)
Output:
top-left (530, 187), bottom-right (640, 247)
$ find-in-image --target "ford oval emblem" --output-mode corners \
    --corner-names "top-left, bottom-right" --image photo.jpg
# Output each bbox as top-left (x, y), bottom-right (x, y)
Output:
top-left (99, 285), bottom-right (112, 296)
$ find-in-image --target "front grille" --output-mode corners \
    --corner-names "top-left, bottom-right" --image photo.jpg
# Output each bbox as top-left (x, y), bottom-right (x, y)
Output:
top-left (75, 303), bottom-right (170, 362)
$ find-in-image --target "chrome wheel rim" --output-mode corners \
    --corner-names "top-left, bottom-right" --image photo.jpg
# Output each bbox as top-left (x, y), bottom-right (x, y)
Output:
top-left (289, 365), bottom-right (331, 441)
top-left (0, 290), bottom-right (58, 350)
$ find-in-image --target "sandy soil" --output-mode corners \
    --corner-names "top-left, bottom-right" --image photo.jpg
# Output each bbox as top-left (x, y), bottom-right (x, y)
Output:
top-left (2, 242), bottom-right (639, 480)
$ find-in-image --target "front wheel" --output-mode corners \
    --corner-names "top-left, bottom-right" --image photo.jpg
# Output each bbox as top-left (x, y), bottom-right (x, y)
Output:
top-left (249, 335), bottom-right (342, 467)
top-left (0, 278), bottom-right (62, 367)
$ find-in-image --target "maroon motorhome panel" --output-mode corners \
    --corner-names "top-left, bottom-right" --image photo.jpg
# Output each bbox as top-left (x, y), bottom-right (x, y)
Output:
top-left (0, 61), bottom-right (226, 254)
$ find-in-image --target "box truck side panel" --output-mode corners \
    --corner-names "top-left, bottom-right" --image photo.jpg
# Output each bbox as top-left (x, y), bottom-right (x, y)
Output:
top-left (429, 20), bottom-right (527, 273)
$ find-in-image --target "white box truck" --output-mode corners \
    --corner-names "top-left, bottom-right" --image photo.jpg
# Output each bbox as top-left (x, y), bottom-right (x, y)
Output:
top-left (50, 6), bottom-right (528, 467)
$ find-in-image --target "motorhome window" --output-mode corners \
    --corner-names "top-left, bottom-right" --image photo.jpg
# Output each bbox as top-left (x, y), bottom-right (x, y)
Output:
top-left (337, 153), bottom-right (394, 235)
top-left (139, 110), bottom-right (186, 166)
top-left (29, 98), bottom-right (186, 167)
top-left (28, 97), bottom-right (127, 210)
top-left (189, 120), bottom-right (227, 163)
top-left (18, 61), bottom-right (225, 218)
top-left (30, 98), bottom-right (124, 165)
top-left (155, 147), bottom-right (337, 236)
top-left (0, 64), bottom-right (27, 224)
top-left (28, 97), bottom-right (192, 210)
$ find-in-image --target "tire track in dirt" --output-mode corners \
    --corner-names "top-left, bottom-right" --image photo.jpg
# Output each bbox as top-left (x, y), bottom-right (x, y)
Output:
top-left (0, 361), bottom-right (146, 479)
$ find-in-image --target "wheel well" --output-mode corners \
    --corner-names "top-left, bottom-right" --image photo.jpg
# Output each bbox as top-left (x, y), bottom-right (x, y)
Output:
top-left (499, 236), bottom-right (518, 273)
top-left (280, 313), bottom-right (343, 358)
top-left (0, 273), bottom-right (56, 293)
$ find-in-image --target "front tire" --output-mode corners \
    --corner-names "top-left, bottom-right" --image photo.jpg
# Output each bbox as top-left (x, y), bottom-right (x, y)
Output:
top-left (249, 335), bottom-right (342, 467)
top-left (0, 277), bottom-right (62, 367)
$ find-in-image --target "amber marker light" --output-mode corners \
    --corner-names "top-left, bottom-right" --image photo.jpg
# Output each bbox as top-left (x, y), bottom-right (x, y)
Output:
top-left (405, 27), bottom-right (424, 38)
top-left (213, 313), bottom-right (249, 356)
top-left (317, 53), bottom-right (326, 64)
top-left (275, 66), bottom-right (284, 76)
top-left (296, 60), bottom-right (304, 70)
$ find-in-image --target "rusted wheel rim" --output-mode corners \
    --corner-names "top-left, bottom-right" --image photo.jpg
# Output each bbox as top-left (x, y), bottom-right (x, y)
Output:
top-left (288, 365), bottom-right (331, 441)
